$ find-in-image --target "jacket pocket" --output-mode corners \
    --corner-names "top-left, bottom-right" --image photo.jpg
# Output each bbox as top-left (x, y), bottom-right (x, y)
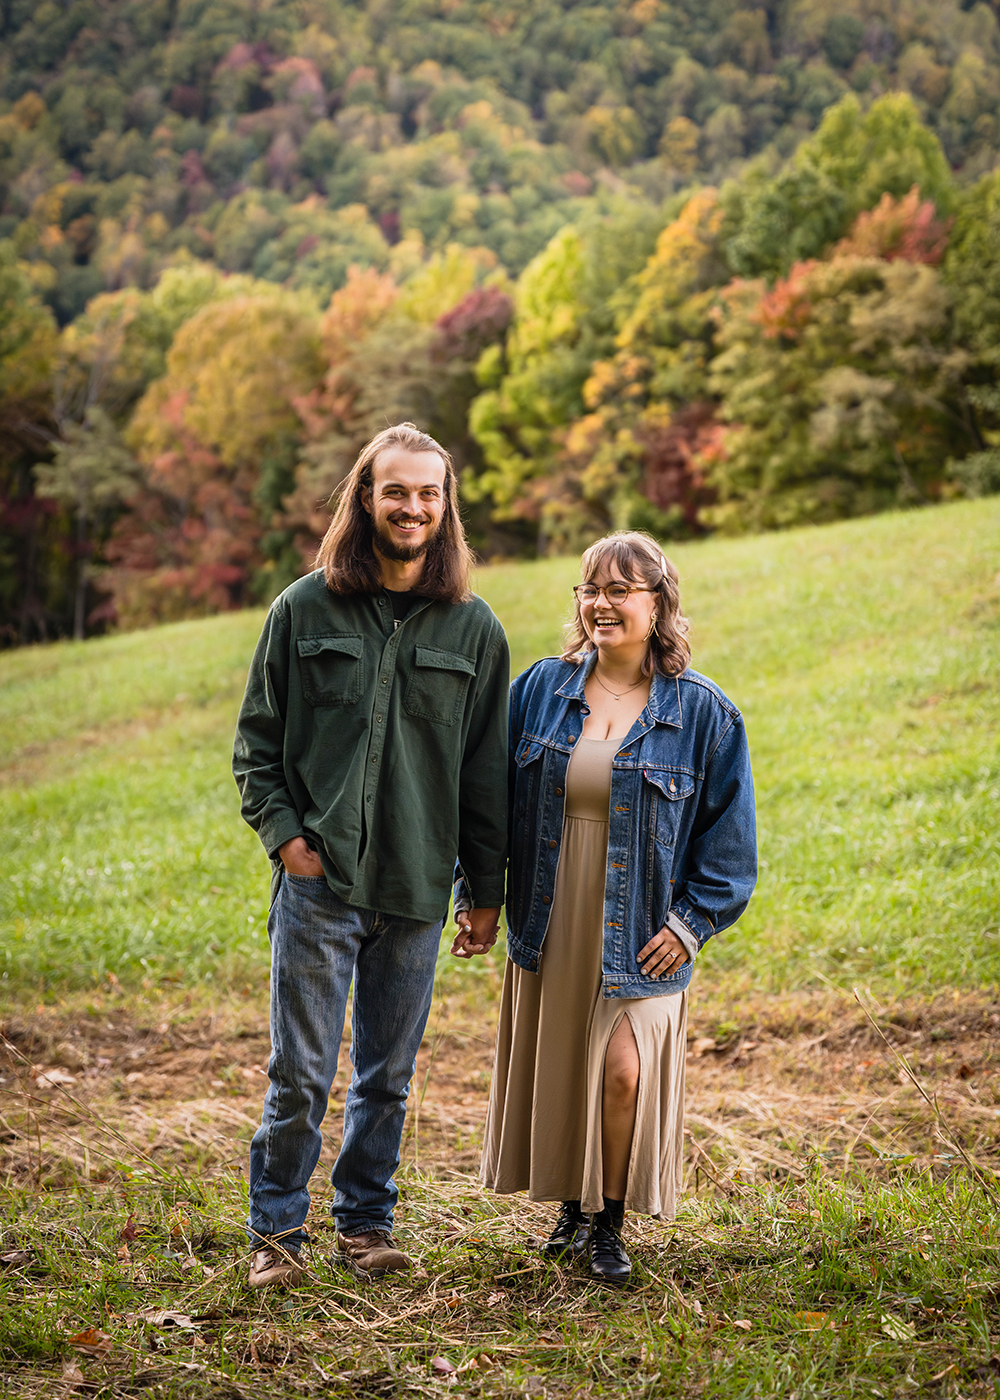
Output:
top-left (404, 645), bottom-right (476, 725)
top-left (297, 634), bottom-right (364, 707)
top-left (643, 767), bottom-right (695, 849)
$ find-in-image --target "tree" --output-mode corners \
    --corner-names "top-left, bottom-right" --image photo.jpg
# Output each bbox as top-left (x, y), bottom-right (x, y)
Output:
top-left (724, 94), bottom-right (955, 278)
top-left (0, 241), bottom-right (61, 644)
top-left (107, 285), bottom-right (323, 624)
top-left (34, 408), bottom-right (140, 639)
top-left (468, 202), bottom-right (663, 551)
top-left (705, 255), bottom-right (970, 532)
top-left (567, 189), bottom-right (727, 537)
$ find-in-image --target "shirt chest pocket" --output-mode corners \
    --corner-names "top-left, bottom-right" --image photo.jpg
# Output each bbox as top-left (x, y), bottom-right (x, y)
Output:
top-left (404, 645), bottom-right (476, 726)
top-left (297, 634), bottom-right (364, 706)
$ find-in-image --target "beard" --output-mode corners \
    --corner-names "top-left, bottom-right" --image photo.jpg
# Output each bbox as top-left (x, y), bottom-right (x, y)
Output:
top-left (372, 513), bottom-right (442, 563)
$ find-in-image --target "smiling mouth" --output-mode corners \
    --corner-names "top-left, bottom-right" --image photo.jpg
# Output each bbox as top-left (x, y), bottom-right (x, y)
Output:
top-left (593, 617), bottom-right (622, 631)
top-left (389, 516), bottom-right (428, 532)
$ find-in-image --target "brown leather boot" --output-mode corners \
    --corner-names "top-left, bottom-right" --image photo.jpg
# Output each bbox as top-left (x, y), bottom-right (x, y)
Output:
top-left (337, 1230), bottom-right (410, 1277)
top-left (248, 1244), bottom-right (303, 1288)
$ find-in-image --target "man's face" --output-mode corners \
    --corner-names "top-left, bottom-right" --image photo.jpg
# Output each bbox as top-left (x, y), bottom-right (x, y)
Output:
top-left (363, 447), bottom-right (448, 564)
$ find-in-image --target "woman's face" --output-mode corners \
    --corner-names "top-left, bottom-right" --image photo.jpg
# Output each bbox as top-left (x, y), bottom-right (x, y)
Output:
top-left (579, 568), bottom-right (657, 659)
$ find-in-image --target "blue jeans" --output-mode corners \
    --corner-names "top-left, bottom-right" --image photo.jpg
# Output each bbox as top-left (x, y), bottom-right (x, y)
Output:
top-left (247, 873), bottom-right (443, 1248)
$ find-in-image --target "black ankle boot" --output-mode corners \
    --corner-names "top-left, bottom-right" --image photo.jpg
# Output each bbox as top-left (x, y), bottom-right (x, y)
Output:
top-left (588, 1197), bottom-right (631, 1285)
top-left (542, 1200), bottom-right (590, 1260)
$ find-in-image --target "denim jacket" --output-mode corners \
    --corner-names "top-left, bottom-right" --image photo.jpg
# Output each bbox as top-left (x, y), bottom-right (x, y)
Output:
top-left (504, 653), bottom-right (757, 999)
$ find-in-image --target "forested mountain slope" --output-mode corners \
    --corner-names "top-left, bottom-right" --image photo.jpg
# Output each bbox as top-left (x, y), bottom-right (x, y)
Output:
top-left (4, 1), bottom-right (1000, 644)
top-left (4, 0), bottom-right (1000, 319)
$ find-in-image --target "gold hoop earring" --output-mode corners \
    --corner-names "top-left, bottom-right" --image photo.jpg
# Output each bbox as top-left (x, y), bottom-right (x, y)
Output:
top-left (644, 612), bottom-right (658, 642)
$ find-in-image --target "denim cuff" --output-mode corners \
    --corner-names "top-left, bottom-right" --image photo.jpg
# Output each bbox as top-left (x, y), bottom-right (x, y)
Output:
top-left (666, 911), bottom-right (699, 965)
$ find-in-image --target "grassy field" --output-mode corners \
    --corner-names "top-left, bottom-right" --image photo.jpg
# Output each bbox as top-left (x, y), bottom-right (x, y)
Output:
top-left (3, 498), bottom-right (1000, 1398)
top-left (2, 496), bottom-right (998, 998)
top-left (5, 1165), bottom-right (1000, 1400)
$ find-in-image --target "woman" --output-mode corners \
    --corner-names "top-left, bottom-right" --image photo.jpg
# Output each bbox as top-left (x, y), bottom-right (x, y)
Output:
top-left (477, 531), bottom-right (756, 1285)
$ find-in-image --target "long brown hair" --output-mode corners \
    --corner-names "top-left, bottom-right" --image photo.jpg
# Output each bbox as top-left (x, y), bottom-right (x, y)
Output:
top-left (561, 531), bottom-right (691, 677)
top-left (316, 423), bottom-right (474, 603)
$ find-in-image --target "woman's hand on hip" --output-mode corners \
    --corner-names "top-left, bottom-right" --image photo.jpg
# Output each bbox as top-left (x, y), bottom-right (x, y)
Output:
top-left (637, 928), bottom-right (689, 980)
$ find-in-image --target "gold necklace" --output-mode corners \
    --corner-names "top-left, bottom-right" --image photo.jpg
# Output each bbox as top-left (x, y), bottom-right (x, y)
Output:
top-left (592, 666), bottom-right (648, 702)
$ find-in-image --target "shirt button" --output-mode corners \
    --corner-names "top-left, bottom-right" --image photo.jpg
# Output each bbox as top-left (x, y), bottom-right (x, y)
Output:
top-left (376, 715), bottom-right (382, 723)
top-left (371, 756), bottom-right (377, 763)
top-left (555, 787), bottom-right (563, 796)
top-left (568, 735), bottom-right (576, 744)
top-left (548, 839), bottom-right (557, 849)
top-left (542, 895), bottom-right (551, 905)
top-left (380, 677), bottom-right (387, 684)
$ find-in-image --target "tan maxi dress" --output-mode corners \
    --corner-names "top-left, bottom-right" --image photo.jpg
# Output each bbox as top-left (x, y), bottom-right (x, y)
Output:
top-left (481, 736), bottom-right (688, 1219)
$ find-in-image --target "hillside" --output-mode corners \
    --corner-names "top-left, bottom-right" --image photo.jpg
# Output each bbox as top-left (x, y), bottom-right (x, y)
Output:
top-left (3, 497), bottom-right (998, 997)
top-left (4, 0), bottom-right (1000, 320)
top-left (6, 2), bottom-right (1000, 646)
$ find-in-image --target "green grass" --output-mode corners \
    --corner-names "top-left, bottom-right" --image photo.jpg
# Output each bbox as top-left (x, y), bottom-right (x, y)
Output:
top-left (4, 1168), bottom-right (1000, 1398)
top-left (2, 498), bottom-right (999, 996)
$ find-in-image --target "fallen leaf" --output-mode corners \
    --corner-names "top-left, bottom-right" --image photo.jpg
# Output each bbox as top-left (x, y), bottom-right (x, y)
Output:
top-left (169, 1214), bottom-right (191, 1238)
top-left (793, 1311), bottom-right (830, 1331)
top-left (473, 1353), bottom-right (496, 1370)
top-left (180, 1255), bottom-right (202, 1272)
top-left (690, 1299), bottom-right (704, 1316)
top-left (486, 1291), bottom-right (504, 1306)
top-left (68, 1326), bottom-right (112, 1358)
top-left (35, 1067), bottom-right (76, 1088)
top-left (731, 1319), bottom-right (752, 1331)
top-left (880, 1313), bottom-right (915, 1342)
top-left (958, 1063), bottom-right (975, 1080)
top-left (431, 1356), bottom-right (456, 1374)
top-left (116, 1244), bottom-right (131, 1263)
top-left (0, 1250), bottom-right (33, 1268)
top-left (60, 1360), bottom-right (86, 1391)
top-left (120, 1216), bottom-right (137, 1242)
top-left (138, 1309), bottom-right (199, 1330)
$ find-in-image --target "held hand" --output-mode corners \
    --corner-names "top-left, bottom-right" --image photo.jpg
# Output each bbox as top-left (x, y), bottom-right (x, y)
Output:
top-left (637, 927), bottom-right (689, 980)
top-left (279, 836), bottom-right (324, 878)
top-left (451, 907), bottom-right (500, 959)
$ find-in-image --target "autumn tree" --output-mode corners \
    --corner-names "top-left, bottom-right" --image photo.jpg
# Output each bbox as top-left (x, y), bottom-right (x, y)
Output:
top-left (108, 285), bottom-right (322, 625)
top-left (724, 93), bottom-right (955, 279)
top-left (705, 255), bottom-right (970, 532)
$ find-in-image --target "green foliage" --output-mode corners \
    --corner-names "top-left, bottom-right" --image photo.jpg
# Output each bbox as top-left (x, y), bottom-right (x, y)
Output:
top-left (725, 94), bottom-right (955, 279)
top-left (468, 201), bottom-right (662, 550)
top-left (7, 4), bottom-right (1000, 635)
top-left (944, 169), bottom-right (1000, 370)
top-left (705, 255), bottom-right (970, 532)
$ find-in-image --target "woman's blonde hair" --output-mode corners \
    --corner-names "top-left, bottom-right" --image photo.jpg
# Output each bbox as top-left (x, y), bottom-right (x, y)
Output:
top-left (561, 530), bottom-right (691, 677)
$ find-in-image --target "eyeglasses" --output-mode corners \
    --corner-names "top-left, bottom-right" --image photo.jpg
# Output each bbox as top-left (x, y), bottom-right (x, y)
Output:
top-left (573, 583), bottom-right (657, 605)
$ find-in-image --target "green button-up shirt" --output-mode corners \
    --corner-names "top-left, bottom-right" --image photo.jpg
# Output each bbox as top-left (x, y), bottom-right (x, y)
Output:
top-left (233, 570), bottom-right (509, 923)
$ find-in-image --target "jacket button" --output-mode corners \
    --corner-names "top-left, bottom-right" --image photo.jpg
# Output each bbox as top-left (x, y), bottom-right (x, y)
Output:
top-left (568, 735), bottom-right (576, 744)
top-left (555, 787), bottom-right (563, 796)
top-left (548, 839), bottom-right (557, 849)
top-left (542, 895), bottom-right (551, 905)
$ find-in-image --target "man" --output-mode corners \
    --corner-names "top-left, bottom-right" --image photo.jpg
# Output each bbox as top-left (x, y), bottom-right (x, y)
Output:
top-left (233, 422), bottom-right (508, 1287)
